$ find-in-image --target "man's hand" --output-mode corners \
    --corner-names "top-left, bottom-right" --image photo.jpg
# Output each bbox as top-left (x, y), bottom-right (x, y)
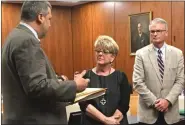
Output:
top-left (154, 98), bottom-right (169, 112)
top-left (61, 75), bottom-right (68, 81)
top-left (56, 74), bottom-right (68, 82)
top-left (74, 70), bottom-right (90, 92)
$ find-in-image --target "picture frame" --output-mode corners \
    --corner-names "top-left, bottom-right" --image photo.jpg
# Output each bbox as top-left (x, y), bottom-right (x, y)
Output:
top-left (129, 12), bottom-right (152, 55)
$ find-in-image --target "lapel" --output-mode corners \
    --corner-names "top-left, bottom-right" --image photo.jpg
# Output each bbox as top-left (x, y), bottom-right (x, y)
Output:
top-left (148, 44), bottom-right (162, 85)
top-left (163, 44), bottom-right (172, 82)
top-left (40, 48), bottom-right (57, 80)
top-left (17, 24), bottom-right (57, 80)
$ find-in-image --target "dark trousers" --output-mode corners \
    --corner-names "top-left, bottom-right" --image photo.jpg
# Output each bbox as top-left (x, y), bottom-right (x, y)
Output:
top-left (139, 112), bottom-right (176, 125)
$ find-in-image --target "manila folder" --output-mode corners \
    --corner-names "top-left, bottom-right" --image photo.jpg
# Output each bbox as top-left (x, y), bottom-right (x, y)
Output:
top-left (74, 88), bottom-right (106, 103)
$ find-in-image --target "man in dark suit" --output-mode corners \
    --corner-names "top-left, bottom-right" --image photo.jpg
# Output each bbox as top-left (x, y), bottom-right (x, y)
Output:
top-left (135, 23), bottom-right (150, 51)
top-left (2, 1), bottom-right (89, 124)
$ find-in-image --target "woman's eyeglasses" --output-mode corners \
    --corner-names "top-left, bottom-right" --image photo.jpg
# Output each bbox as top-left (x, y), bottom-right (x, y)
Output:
top-left (95, 49), bottom-right (111, 54)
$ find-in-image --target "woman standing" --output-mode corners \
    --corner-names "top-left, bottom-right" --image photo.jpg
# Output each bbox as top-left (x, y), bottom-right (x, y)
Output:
top-left (79, 35), bottom-right (131, 125)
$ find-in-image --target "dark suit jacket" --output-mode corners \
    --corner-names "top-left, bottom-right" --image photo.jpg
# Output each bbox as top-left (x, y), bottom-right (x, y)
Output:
top-left (2, 24), bottom-right (77, 124)
top-left (135, 32), bottom-right (149, 51)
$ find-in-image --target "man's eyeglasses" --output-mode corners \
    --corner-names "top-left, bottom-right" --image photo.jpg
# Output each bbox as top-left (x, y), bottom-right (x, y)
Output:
top-left (150, 30), bottom-right (166, 34)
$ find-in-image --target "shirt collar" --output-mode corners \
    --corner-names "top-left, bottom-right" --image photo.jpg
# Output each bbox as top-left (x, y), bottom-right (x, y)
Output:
top-left (20, 22), bottom-right (40, 42)
top-left (153, 42), bottom-right (166, 54)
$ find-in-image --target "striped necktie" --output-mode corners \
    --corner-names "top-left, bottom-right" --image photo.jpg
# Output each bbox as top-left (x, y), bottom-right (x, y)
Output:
top-left (157, 49), bottom-right (164, 81)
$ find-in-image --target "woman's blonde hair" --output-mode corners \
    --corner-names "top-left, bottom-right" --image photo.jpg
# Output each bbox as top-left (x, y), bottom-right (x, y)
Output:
top-left (94, 35), bottom-right (119, 55)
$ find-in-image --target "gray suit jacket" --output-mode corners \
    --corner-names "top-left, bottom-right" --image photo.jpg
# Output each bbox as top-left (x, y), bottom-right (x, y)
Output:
top-left (132, 44), bottom-right (184, 124)
top-left (2, 24), bottom-right (77, 124)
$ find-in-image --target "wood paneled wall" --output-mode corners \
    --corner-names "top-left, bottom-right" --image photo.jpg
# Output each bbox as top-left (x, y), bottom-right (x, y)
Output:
top-left (1, 1), bottom-right (184, 116)
top-left (71, 1), bottom-right (184, 89)
top-left (2, 3), bottom-right (21, 44)
top-left (72, 3), bottom-right (93, 72)
top-left (41, 6), bottom-right (73, 79)
top-left (1, 3), bottom-right (74, 79)
top-left (172, 2), bottom-right (185, 54)
top-left (141, 2), bottom-right (172, 45)
top-left (2, 1), bottom-right (184, 85)
top-left (114, 2), bottom-right (140, 82)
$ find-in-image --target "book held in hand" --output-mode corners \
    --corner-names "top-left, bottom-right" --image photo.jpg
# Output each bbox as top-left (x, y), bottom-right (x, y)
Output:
top-left (72, 88), bottom-right (107, 104)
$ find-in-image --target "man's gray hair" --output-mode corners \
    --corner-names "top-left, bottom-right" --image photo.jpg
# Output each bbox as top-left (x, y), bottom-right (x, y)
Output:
top-left (21, 1), bottom-right (52, 22)
top-left (149, 18), bottom-right (168, 31)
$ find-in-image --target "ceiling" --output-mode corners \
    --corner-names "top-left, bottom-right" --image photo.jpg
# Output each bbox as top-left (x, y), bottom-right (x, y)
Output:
top-left (2, 1), bottom-right (90, 7)
top-left (50, 1), bottom-right (90, 6)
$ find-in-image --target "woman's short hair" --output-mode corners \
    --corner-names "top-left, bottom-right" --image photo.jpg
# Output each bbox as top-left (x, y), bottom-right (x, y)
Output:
top-left (94, 35), bottom-right (119, 55)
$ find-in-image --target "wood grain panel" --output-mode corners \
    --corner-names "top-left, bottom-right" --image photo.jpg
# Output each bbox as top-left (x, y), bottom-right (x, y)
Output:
top-left (2, 3), bottom-right (21, 45)
top-left (41, 6), bottom-right (73, 79)
top-left (72, 3), bottom-right (93, 73)
top-left (172, 2), bottom-right (184, 30)
top-left (172, 29), bottom-right (184, 54)
top-left (2, 1), bottom-right (184, 86)
top-left (141, 2), bottom-right (172, 45)
top-left (92, 2), bottom-right (115, 66)
top-left (115, 2), bottom-right (140, 87)
top-left (172, 2), bottom-right (184, 53)
top-left (129, 95), bottom-right (138, 116)
top-left (2, 3), bottom-right (73, 79)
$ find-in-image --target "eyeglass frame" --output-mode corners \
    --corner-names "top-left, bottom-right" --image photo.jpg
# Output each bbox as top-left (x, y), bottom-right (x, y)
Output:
top-left (149, 30), bottom-right (167, 34)
top-left (94, 49), bottom-right (113, 55)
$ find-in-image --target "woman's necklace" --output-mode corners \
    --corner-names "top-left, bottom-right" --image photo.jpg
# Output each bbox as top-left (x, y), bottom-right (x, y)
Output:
top-left (95, 67), bottom-right (112, 76)
top-left (95, 66), bottom-right (112, 105)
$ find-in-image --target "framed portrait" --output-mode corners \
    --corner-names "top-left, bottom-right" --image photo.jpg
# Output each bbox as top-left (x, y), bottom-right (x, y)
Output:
top-left (129, 12), bottom-right (152, 55)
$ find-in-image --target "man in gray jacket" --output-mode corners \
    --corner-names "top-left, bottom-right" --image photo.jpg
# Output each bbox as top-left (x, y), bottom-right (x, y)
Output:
top-left (133, 18), bottom-right (184, 125)
top-left (2, 1), bottom-right (89, 124)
